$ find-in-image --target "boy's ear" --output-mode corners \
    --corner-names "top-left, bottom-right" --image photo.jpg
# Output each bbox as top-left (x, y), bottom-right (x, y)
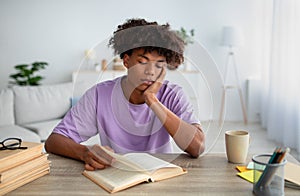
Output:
top-left (123, 54), bottom-right (129, 68)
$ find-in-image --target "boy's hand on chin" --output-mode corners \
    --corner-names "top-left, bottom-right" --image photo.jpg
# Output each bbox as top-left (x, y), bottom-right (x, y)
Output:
top-left (143, 67), bottom-right (166, 105)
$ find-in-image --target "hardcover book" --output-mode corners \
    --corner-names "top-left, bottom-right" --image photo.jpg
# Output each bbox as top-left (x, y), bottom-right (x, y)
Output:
top-left (83, 147), bottom-right (186, 193)
top-left (0, 141), bottom-right (44, 173)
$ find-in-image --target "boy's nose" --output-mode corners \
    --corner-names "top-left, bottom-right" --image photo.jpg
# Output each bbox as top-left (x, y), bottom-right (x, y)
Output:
top-left (144, 63), bottom-right (155, 76)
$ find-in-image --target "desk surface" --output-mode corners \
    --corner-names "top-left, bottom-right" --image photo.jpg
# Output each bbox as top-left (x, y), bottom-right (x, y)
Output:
top-left (6, 153), bottom-right (299, 195)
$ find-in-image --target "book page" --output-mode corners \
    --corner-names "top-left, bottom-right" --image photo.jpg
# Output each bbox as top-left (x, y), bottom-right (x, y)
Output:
top-left (99, 147), bottom-right (146, 172)
top-left (83, 147), bottom-right (186, 193)
top-left (123, 153), bottom-right (186, 182)
top-left (100, 146), bottom-right (181, 173)
top-left (83, 165), bottom-right (150, 193)
top-left (123, 153), bottom-right (179, 172)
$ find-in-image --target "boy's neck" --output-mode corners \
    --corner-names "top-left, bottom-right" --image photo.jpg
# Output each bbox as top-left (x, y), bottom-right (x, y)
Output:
top-left (121, 77), bottom-right (146, 105)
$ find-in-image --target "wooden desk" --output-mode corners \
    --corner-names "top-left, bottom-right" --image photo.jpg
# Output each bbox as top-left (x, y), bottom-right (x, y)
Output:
top-left (6, 153), bottom-right (299, 195)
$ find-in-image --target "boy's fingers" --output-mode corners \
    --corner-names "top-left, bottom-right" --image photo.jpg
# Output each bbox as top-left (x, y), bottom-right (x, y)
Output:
top-left (85, 161), bottom-right (106, 171)
top-left (156, 66), bottom-right (166, 83)
top-left (85, 163), bottom-right (96, 171)
top-left (88, 145), bottom-right (115, 165)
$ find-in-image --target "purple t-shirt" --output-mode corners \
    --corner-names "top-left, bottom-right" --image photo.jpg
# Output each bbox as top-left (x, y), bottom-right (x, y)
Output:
top-left (53, 76), bottom-right (199, 153)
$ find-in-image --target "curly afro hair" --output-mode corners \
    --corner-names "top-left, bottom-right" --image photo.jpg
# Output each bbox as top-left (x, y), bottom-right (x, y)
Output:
top-left (108, 18), bottom-right (185, 69)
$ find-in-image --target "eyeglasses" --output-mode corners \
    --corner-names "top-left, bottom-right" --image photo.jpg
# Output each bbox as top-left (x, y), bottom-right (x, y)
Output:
top-left (0, 138), bottom-right (28, 150)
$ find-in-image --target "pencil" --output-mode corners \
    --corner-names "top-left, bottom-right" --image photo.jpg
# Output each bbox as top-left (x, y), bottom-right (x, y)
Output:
top-left (268, 147), bottom-right (280, 164)
top-left (277, 147), bottom-right (290, 163)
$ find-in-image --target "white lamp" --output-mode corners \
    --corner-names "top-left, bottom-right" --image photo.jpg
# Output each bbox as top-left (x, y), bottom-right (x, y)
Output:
top-left (219, 26), bottom-right (247, 125)
top-left (220, 26), bottom-right (244, 47)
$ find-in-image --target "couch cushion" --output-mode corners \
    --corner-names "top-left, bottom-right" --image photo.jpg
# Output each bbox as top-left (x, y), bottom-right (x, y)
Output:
top-left (22, 119), bottom-right (61, 142)
top-left (13, 82), bottom-right (73, 125)
top-left (0, 89), bottom-right (15, 126)
top-left (0, 125), bottom-right (41, 143)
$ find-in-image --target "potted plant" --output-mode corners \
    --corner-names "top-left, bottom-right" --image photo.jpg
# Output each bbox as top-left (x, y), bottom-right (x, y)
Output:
top-left (176, 27), bottom-right (195, 46)
top-left (9, 61), bottom-right (48, 86)
top-left (176, 27), bottom-right (195, 71)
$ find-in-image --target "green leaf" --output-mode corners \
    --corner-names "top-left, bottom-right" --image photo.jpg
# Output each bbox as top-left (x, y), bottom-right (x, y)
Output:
top-left (15, 64), bottom-right (29, 70)
top-left (32, 62), bottom-right (48, 70)
top-left (16, 80), bottom-right (28, 86)
top-left (22, 69), bottom-right (31, 76)
top-left (9, 61), bottom-right (48, 86)
top-left (176, 27), bottom-right (195, 46)
top-left (9, 73), bottom-right (22, 79)
top-left (29, 76), bottom-right (43, 85)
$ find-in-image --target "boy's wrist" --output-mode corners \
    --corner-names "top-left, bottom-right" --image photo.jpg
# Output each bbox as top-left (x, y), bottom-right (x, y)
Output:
top-left (145, 93), bottom-right (159, 106)
top-left (79, 145), bottom-right (89, 162)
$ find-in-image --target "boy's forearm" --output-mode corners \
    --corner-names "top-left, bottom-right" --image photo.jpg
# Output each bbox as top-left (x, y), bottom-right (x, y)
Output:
top-left (145, 94), bottom-right (205, 157)
top-left (45, 133), bottom-right (87, 161)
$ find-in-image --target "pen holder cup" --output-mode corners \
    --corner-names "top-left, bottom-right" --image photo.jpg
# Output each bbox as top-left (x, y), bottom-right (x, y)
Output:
top-left (252, 154), bottom-right (286, 196)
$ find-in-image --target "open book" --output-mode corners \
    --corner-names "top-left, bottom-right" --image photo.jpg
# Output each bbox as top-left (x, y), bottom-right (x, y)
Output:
top-left (82, 147), bottom-right (187, 193)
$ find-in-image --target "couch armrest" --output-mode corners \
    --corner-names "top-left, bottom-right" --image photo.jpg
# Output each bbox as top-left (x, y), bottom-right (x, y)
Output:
top-left (0, 89), bottom-right (15, 126)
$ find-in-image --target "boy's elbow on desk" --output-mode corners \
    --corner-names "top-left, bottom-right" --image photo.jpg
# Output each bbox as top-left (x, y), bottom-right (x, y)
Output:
top-left (188, 140), bottom-right (205, 158)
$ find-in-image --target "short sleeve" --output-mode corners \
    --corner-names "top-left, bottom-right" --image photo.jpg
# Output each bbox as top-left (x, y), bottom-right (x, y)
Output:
top-left (174, 88), bottom-right (200, 124)
top-left (52, 86), bottom-right (98, 143)
top-left (159, 81), bottom-right (200, 125)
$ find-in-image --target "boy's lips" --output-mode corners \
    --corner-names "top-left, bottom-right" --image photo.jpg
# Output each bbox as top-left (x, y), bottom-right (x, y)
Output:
top-left (141, 79), bottom-right (154, 85)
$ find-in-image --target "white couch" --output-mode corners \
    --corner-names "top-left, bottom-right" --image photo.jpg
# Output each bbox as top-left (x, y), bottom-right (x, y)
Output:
top-left (0, 82), bottom-right (73, 143)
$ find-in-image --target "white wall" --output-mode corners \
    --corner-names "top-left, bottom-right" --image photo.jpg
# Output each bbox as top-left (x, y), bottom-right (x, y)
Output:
top-left (0, 0), bottom-right (266, 121)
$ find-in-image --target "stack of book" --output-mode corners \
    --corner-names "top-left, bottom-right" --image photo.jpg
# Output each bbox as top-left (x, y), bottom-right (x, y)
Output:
top-left (0, 141), bottom-right (50, 195)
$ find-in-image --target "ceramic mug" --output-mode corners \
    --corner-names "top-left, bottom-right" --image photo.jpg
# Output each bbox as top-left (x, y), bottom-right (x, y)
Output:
top-left (225, 130), bottom-right (250, 164)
